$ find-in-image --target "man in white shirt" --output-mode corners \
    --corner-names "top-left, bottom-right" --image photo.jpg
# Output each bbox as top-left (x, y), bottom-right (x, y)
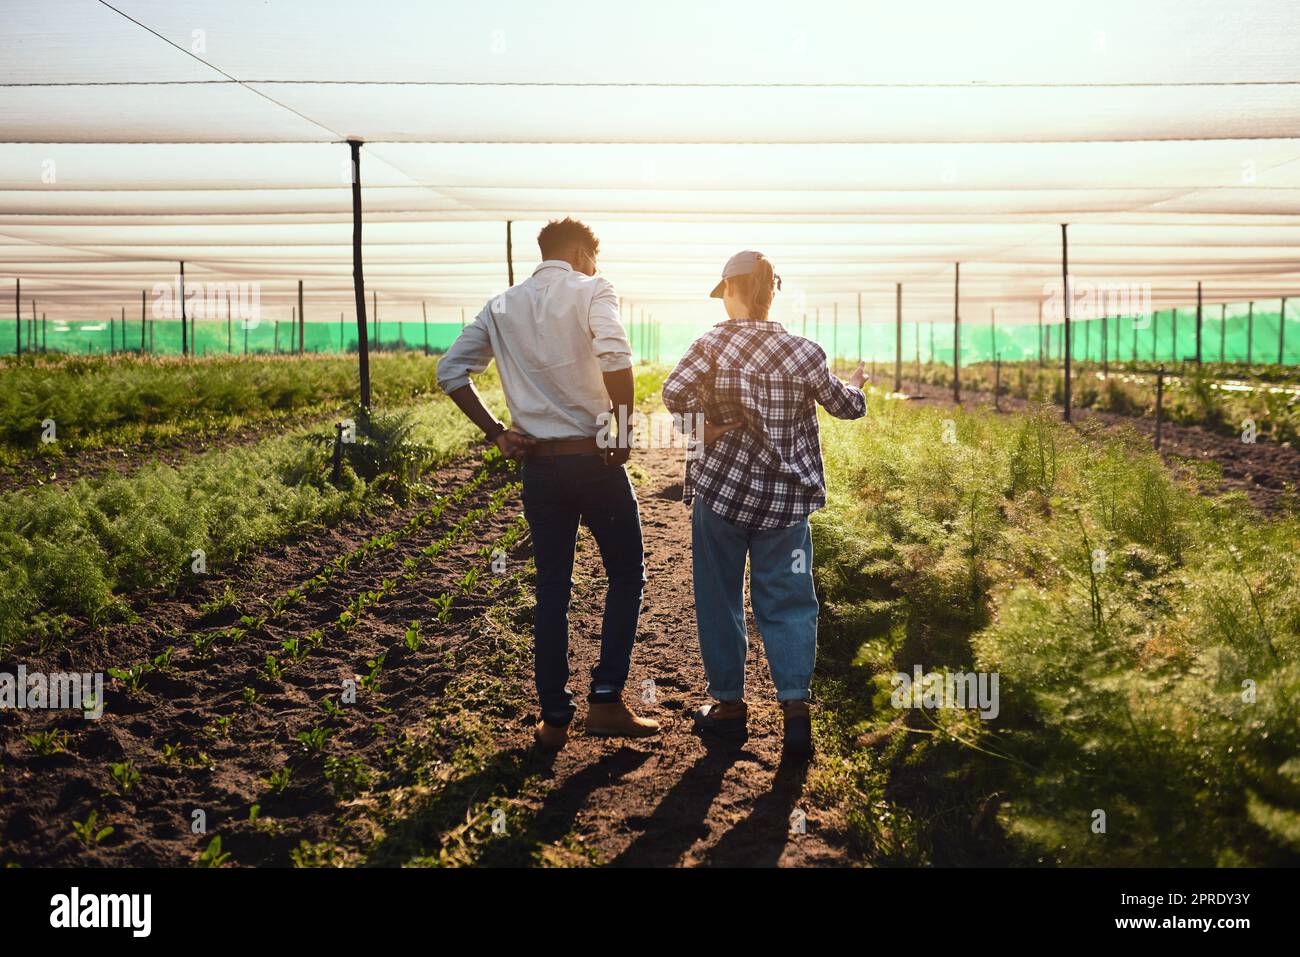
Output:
top-left (437, 218), bottom-right (659, 751)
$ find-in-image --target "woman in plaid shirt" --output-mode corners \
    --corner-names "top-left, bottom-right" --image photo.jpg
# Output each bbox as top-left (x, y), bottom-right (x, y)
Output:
top-left (663, 251), bottom-right (866, 760)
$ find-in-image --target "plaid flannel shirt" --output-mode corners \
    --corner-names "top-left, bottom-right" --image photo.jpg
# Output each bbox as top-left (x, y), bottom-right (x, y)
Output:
top-left (661, 319), bottom-right (866, 530)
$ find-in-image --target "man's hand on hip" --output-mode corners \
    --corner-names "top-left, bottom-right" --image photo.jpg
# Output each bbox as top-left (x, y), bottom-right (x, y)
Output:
top-left (494, 429), bottom-right (536, 460)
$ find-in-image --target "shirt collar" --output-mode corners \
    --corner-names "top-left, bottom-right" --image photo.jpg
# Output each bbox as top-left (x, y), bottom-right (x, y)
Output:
top-left (717, 318), bottom-right (785, 331)
top-left (533, 260), bottom-right (574, 276)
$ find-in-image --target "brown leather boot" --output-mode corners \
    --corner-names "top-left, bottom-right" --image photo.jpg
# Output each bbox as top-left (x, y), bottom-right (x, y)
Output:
top-left (534, 719), bottom-right (569, 751)
top-left (585, 699), bottom-right (660, 738)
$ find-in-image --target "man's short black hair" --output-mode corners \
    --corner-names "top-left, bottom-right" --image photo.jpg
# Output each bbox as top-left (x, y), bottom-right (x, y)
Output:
top-left (537, 217), bottom-right (599, 259)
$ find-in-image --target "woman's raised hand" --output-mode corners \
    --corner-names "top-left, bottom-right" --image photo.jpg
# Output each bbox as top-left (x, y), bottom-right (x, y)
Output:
top-left (847, 361), bottom-right (867, 390)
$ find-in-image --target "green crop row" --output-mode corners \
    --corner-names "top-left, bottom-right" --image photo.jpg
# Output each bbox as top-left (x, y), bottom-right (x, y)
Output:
top-left (810, 393), bottom-right (1299, 866)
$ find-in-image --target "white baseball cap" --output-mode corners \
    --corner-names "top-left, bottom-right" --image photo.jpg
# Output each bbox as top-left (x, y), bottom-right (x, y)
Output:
top-left (709, 250), bottom-right (780, 298)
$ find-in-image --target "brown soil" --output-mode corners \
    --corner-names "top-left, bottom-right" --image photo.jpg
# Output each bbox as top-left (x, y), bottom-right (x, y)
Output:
top-left (0, 446), bottom-right (853, 867)
top-left (894, 377), bottom-right (1300, 515)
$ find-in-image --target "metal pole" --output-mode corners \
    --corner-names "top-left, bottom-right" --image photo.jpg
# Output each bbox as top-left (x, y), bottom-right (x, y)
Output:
top-left (1037, 297), bottom-right (1043, 367)
top-left (894, 283), bottom-right (902, 393)
top-left (857, 290), bottom-right (863, 364)
top-left (179, 260), bottom-right (187, 357)
top-left (1061, 224), bottom-right (1072, 422)
top-left (994, 353), bottom-right (1001, 411)
top-left (1247, 301), bottom-right (1254, 367)
top-left (298, 279), bottom-right (305, 354)
top-left (141, 289), bottom-right (146, 352)
top-left (1154, 367), bottom-right (1165, 449)
top-left (506, 220), bottom-right (515, 286)
top-left (348, 139), bottom-right (371, 409)
top-left (832, 302), bottom-right (838, 373)
top-left (422, 300), bottom-right (429, 356)
top-left (1102, 315), bottom-right (1108, 376)
top-left (1220, 303), bottom-right (1226, 363)
top-left (1195, 281), bottom-right (1202, 365)
top-left (1280, 297), bottom-right (1288, 365)
top-left (227, 292), bottom-right (232, 353)
top-left (953, 262), bottom-right (961, 404)
top-left (13, 278), bottom-right (18, 357)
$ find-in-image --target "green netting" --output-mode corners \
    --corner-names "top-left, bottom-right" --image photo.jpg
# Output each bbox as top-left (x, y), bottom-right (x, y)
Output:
top-left (654, 302), bottom-right (1300, 368)
top-left (2, 317), bottom-right (467, 357)
top-left (6, 302), bottom-right (1298, 368)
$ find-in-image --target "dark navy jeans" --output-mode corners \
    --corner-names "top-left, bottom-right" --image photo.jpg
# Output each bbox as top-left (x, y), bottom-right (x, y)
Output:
top-left (521, 453), bottom-right (645, 726)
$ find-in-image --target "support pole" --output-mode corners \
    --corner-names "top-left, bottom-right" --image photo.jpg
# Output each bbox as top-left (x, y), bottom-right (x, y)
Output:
top-left (1247, 300), bottom-right (1254, 367)
top-left (298, 279), bottom-right (305, 354)
top-left (832, 302), bottom-right (838, 373)
top-left (857, 290), bottom-right (863, 364)
top-left (13, 278), bottom-right (18, 357)
top-left (1102, 315), bottom-right (1109, 376)
top-left (1280, 297), bottom-right (1288, 366)
top-left (141, 289), bottom-right (146, 352)
top-left (1154, 366), bottom-right (1165, 450)
top-left (506, 220), bottom-right (515, 287)
top-left (179, 260), bottom-right (187, 357)
top-left (348, 139), bottom-right (371, 409)
top-left (894, 283), bottom-right (902, 393)
top-left (1061, 224), bottom-right (1072, 422)
top-left (953, 262), bottom-right (961, 404)
top-left (1195, 281), bottom-right (1202, 365)
top-left (1037, 297), bottom-right (1044, 366)
top-left (422, 300), bottom-right (429, 356)
top-left (1220, 303), bottom-right (1226, 363)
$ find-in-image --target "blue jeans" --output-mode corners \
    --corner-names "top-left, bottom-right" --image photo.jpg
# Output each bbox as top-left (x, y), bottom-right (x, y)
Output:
top-left (521, 453), bottom-right (646, 726)
top-left (691, 496), bottom-right (818, 702)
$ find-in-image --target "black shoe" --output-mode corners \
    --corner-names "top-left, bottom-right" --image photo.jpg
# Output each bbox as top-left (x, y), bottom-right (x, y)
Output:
top-left (692, 701), bottom-right (748, 743)
top-left (781, 700), bottom-right (813, 761)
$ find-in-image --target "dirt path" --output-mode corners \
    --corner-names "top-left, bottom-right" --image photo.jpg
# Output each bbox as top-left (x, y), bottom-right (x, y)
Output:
top-left (488, 446), bottom-right (851, 867)
top-left (893, 377), bottom-right (1300, 514)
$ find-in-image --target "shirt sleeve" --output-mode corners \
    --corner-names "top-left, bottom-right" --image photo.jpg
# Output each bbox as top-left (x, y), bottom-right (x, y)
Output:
top-left (587, 278), bottom-right (633, 372)
top-left (435, 304), bottom-right (494, 393)
top-left (662, 336), bottom-right (712, 414)
top-left (808, 348), bottom-right (867, 420)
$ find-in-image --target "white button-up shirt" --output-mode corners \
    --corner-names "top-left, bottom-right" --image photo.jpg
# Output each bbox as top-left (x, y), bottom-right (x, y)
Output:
top-left (435, 260), bottom-right (633, 441)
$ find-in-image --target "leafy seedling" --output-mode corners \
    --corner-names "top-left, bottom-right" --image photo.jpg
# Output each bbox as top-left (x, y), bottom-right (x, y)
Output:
top-left (72, 810), bottom-right (114, 846)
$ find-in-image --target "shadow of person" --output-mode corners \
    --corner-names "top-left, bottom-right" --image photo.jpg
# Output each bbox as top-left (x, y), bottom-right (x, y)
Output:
top-left (476, 744), bottom-right (651, 865)
top-left (607, 745), bottom-right (742, 867)
top-left (700, 754), bottom-right (810, 867)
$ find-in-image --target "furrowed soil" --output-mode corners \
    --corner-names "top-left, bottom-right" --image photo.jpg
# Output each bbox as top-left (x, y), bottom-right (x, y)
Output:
top-left (0, 445), bottom-right (852, 867)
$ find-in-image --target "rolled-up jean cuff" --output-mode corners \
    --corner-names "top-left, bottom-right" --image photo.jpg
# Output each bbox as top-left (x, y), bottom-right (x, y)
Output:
top-left (708, 689), bottom-right (745, 703)
top-left (541, 710), bottom-right (575, 727)
top-left (776, 689), bottom-right (811, 702)
top-left (587, 688), bottom-right (623, 704)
